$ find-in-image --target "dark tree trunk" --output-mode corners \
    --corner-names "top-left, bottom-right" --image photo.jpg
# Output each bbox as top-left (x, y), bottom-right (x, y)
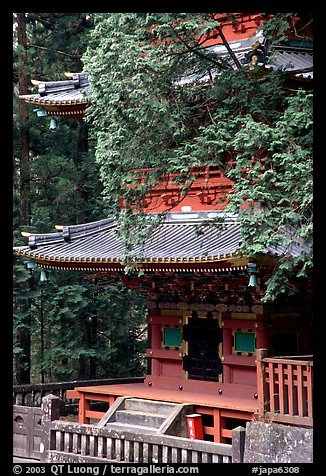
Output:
top-left (89, 314), bottom-right (98, 378)
top-left (17, 13), bottom-right (31, 226)
top-left (16, 13), bottom-right (31, 384)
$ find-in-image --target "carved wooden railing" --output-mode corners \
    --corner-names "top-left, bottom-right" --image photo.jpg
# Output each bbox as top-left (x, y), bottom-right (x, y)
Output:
top-left (256, 350), bottom-right (313, 426)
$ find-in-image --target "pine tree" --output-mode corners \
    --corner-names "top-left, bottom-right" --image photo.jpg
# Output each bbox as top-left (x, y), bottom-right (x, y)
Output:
top-left (13, 13), bottom-right (147, 383)
top-left (82, 13), bottom-right (313, 302)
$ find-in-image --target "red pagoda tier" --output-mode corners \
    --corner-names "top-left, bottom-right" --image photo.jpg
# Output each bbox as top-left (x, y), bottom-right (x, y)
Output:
top-left (15, 211), bottom-right (313, 441)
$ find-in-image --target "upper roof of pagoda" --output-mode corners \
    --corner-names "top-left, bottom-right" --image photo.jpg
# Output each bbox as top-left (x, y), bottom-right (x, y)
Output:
top-left (14, 211), bottom-right (311, 273)
top-left (19, 72), bottom-right (89, 118)
top-left (175, 35), bottom-right (313, 87)
top-left (18, 24), bottom-right (313, 119)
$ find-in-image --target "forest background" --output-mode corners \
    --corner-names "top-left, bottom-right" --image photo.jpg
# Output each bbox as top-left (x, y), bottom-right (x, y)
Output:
top-left (13, 13), bottom-right (148, 385)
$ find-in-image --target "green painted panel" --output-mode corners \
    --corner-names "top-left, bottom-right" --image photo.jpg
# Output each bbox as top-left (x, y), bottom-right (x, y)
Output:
top-left (163, 327), bottom-right (182, 347)
top-left (235, 331), bottom-right (255, 353)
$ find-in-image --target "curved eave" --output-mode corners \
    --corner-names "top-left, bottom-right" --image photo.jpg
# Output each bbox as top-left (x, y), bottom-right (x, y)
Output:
top-left (15, 247), bottom-right (248, 272)
top-left (22, 97), bottom-right (88, 106)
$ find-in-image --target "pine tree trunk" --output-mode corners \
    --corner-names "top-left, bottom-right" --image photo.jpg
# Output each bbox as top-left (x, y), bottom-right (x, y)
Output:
top-left (17, 13), bottom-right (31, 226)
top-left (89, 314), bottom-right (97, 378)
top-left (16, 13), bottom-right (31, 384)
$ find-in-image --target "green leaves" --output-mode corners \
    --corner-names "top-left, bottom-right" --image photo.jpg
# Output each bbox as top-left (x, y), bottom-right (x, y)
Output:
top-left (13, 13), bottom-right (148, 383)
top-left (81, 12), bottom-right (312, 303)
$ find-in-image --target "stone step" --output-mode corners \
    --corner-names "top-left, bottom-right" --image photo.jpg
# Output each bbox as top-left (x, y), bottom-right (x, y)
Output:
top-left (115, 409), bottom-right (167, 428)
top-left (125, 398), bottom-right (176, 415)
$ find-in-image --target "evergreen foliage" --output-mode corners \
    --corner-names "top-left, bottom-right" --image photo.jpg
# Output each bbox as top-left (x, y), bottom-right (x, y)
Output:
top-left (82, 13), bottom-right (313, 302)
top-left (13, 13), bottom-right (147, 384)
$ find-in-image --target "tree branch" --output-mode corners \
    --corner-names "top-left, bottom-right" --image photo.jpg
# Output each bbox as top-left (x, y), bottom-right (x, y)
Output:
top-left (27, 44), bottom-right (81, 58)
top-left (214, 24), bottom-right (244, 72)
top-left (31, 167), bottom-right (63, 182)
top-left (170, 24), bottom-right (230, 70)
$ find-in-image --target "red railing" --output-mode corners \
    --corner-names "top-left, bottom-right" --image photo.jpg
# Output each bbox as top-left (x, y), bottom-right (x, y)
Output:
top-left (256, 350), bottom-right (313, 426)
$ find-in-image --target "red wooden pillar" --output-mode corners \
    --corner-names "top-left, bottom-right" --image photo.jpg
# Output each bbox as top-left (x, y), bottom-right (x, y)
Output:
top-left (255, 319), bottom-right (270, 349)
top-left (306, 362), bottom-right (313, 418)
top-left (256, 348), bottom-right (269, 417)
top-left (222, 326), bottom-right (233, 383)
top-left (213, 408), bottom-right (222, 443)
top-left (78, 393), bottom-right (90, 424)
top-left (146, 313), bottom-right (162, 376)
top-left (151, 320), bottom-right (161, 375)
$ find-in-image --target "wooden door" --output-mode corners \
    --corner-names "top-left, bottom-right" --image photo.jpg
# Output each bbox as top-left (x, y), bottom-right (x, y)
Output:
top-left (183, 312), bottom-right (222, 382)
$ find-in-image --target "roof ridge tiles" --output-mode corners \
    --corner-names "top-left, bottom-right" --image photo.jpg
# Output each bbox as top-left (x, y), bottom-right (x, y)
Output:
top-left (65, 217), bottom-right (116, 235)
top-left (22, 217), bottom-right (116, 249)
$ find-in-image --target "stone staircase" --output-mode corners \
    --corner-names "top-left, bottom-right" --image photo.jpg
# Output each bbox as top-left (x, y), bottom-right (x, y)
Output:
top-left (97, 397), bottom-right (193, 436)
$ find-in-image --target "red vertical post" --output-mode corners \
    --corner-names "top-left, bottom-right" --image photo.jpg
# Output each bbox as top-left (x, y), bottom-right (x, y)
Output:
top-left (79, 393), bottom-right (90, 424)
top-left (213, 408), bottom-right (221, 443)
top-left (222, 326), bottom-right (233, 383)
top-left (287, 363), bottom-right (294, 415)
top-left (255, 320), bottom-right (270, 349)
top-left (186, 414), bottom-right (204, 440)
top-left (306, 363), bottom-right (313, 418)
top-left (256, 348), bottom-right (269, 416)
top-left (278, 363), bottom-right (285, 414)
top-left (268, 362), bottom-right (276, 413)
top-left (297, 364), bottom-right (304, 417)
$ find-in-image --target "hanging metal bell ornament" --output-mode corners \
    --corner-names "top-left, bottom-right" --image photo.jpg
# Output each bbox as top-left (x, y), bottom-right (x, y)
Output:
top-left (49, 118), bottom-right (57, 130)
top-left (39, 270), bottom-right (48, 282)
top-left (248, 262), bottom-right (257, 287)
top-left (248, 274), bottom-right (257, 287)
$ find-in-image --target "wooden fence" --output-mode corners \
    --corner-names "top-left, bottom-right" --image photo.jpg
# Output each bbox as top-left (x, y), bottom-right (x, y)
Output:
top-left (13, 395), bottom-right (246, 463)
top-left (13, 405), bottom-right (43, 459)
top-left (46, 420), bottom-right (245, 463)
top-left (13, 394), bottom-right (61, 460)
top-left (256, 350), bottom-right (313, 426)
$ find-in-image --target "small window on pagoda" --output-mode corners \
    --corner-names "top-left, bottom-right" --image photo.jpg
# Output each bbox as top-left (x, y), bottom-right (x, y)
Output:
top-left (163, 327), bottom-right (182, 349)
top-left (233, 331), bottom-right (256, 355)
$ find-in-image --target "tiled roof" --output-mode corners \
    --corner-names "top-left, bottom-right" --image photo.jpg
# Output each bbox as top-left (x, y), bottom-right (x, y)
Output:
top-left (18, 40), bottom-right (313, 119)
top-left (174, 35), bottom-right (264, 86)
top-left (14, 212), bottom-right (311, 271)
top-left (20, 40), bottom-right (313, 108)
top-left (174, 36), bottom-right (313, 86)
top-left (19, 72), bottom-right (89, 106)
top-left (266, 48), bottom-right (313, 79)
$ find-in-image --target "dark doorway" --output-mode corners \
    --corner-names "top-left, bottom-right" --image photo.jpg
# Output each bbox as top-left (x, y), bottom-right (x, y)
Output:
top-left (182, 312), bottom-right (222, 382)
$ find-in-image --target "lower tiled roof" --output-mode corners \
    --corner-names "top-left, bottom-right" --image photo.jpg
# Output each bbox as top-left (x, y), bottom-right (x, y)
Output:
top-left (14, 212), bottom-right (311, 271)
